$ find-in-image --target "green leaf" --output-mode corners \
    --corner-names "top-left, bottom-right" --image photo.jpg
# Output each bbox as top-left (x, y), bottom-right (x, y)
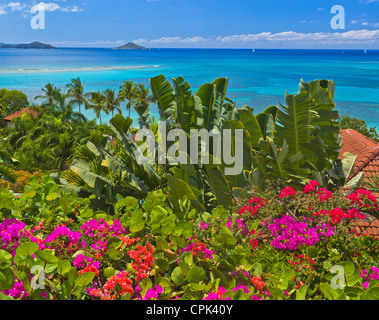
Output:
top-left (0, 268), bottom-right (14, 291)
top-left (107, 237), bottom-right (122, 250)
top-left (23, 189), bottom-right (36, 199)
top-left (319, 283), bottom-right (344, 300)
top-left (16, 242), bottom-right (39, 257)
top-left (0, 250), bottom-right (13, 269)
top-left (171, 267), bottom-right (186, 286)
top-left (296, 285), bottom-right (308, 300)
top-left (104, 267), bottom-right (116, 279)
top-left (215, 231), bottom-right (236, 249)
top-left (34, 251), bottom-right (59, 264)
top-left (187, 266), bottom-right (206, 284)
top-left (155, 259), bottom-right (170, 271)
top-left (364, 287), bottom-right (379, 300)
top-left (155, 236), bottom-right (169, 251)
top-left (46, 192), bottom-right (58, 201)
top-left (75, 272), bottom-right (95, 287)
top-left (106, 248), bottom-right (121, 260)
top-left (57, 260), bottom-right (71, 276)
top-left (128, 210), bottom-right (145, 233)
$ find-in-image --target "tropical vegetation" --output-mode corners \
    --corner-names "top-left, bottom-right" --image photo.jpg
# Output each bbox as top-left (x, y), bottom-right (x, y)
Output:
top-left (0, 75), bottom-right (378, 301)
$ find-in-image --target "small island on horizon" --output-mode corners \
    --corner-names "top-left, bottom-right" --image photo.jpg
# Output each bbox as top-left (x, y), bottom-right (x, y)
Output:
top-left (0, 41), bottom-right (56, 49)
top-left (113, 42), bottom-right (147, 50)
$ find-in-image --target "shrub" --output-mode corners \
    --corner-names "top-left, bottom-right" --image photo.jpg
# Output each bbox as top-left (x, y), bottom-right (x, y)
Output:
top-left (0, 175), bottom-right (379, 300)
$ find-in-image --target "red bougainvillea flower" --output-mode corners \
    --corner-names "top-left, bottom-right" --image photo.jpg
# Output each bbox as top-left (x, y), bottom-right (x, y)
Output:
top-left (313, 207), bottom-right (365, 224)
top-left (78, 266), bottom-right (99, 277)
top-left (279, 187), bottom-right (297, 199)
top-left (317, 188), bottom-right (334, 202)
top-left (303, 180), bottom-right (319, 194)
top-left (238, 196), bottom-right (268, 216)
top-left (288, 254), bottom-right (315, 272)
top-left (119, 236), bottom-right (141, 248)
top-left (251, 276), bottom-right (266, 292)
top-left (249, 238), bottom-right (258, 250)
top-left (127, 242), bottom-right (155, 280)
top-left (181, 237), bottom-right (215, 261)
top-left (102, 271), bottom-right (133, 300)
top-left (346, 189), bottom-right (378, 211)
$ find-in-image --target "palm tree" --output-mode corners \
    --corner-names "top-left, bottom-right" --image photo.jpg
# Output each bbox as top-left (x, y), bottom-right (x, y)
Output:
top-left (35, 83), bottom-right (60, 108)
top-left (119, 80), bottom-right (137, 118)
top-left (53, 91), bottom-right (87, 123)
top-left (66, 77), bottom-right (89, 114)
top-left (103, 88), bottom-right (123, 118)
top-left (135, 83), bottom-right (154, 103)
top-left (88, 91), bottom-right (109, 125)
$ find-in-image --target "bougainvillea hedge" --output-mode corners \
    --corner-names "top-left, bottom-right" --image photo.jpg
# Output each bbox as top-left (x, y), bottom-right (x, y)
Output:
top-left (1, 175), bottom-right (379, 300)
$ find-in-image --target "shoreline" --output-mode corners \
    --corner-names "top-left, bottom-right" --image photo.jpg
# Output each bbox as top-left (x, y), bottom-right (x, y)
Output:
top-left (0, 64), bottom-right (161, 74)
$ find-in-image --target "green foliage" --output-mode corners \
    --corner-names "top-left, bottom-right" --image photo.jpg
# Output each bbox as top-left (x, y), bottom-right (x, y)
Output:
top-left (340, 113), bottom-right (379, 142)
top-left (0, 88), bottom-right (29, 116)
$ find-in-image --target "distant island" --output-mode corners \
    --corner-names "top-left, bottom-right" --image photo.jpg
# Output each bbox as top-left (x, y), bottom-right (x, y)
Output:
top-left (113, 42), bottom-right (147, 50)
top-left (0, 41), bottom-right (56, 49)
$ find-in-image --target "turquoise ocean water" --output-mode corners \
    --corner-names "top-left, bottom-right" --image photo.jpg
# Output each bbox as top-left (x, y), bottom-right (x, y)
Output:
top-left (0, 48), bottom-right (378, 128)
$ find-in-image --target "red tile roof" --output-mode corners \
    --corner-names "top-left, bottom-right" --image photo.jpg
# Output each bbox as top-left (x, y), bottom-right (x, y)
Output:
top-left (4, 108), bottom-right (38, 122)
top-left (339, 129), bottom-right (379, 237)
top-left (339, 129), bottom-right (379, 183)
top-left (351, 213), bottom-right (379, 239)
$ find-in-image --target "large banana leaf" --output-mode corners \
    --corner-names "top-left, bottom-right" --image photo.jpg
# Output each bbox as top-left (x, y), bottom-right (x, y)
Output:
top-left (299, 79), bottom-right (340, 165)
top-left (166, 174), bottom-right (205, 212)
top-left (110, 114), bottom-right (161, 182)
top-left (149, 74), bottom-right (176, 126)
top-left (134, 99), bottom-right (151, 129)
top-left (251, 137), bottom-right (310, 187)
top-left (237, 107), bottom-right (263, 149)
top-left (274, 91), bottom-right (319, 170)
top-left (204, 154), bottom-right (234, 208)
top-left (86, 138), bottom-right (149, 195)
top-left (196, 77), bottom-right (229, 131)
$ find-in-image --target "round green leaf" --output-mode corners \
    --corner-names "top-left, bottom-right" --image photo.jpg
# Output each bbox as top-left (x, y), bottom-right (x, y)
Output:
top-left (16, 242), bottom-right (39, 257)
top-left (0, 268), bottom-right (14, 291)
top-left (171, 267), bottom-right (186, 286)
top-left (0, 250), bottom-right (13, 269)
top-left (75, 272), bottom-right (95, 287)
top-left (34, 251), bottom-right (59, 264)
top-left (187, 266), bottom-right (206, 284)
top-left (46, 192), bottom-right (58, 201)
top-left (104, 267), bottom-right (116, 279)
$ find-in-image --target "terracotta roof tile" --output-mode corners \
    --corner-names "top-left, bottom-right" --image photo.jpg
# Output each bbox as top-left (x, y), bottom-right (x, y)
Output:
top-left (351, 214), bottom-right (379, 238)
top-left (339, 129), bottom-right (379, 237)
top-left (4, 108), bottom-right (38, 121)
top-left (339, 129), bottom-right (379, 184)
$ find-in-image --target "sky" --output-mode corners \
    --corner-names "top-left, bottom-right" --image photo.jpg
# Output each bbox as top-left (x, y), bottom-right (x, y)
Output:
top-left (0, 0), bottom-right (379, 48)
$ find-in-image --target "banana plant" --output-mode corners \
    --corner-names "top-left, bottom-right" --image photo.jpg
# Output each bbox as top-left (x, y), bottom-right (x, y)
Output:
top-left (55, 113), bottom-right (163, 207)
top-left (148, 74), bottom-right (243, 211)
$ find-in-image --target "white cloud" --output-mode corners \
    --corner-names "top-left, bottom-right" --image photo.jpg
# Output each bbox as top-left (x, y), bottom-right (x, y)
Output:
top-left (7, 2), bottom-right (27, 11)
top-left (31, 2), bottom-right (60, 12)
top-left (142, 36), bottom-right (209, 44)
top-left (61, 5), bottom-right (84, 12)
top-left (215, 29), bottom-right (379, 43)
top-left (0, 4), bottom-right (7, 15)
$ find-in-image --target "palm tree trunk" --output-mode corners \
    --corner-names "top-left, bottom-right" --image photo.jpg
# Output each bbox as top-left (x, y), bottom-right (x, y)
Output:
top-left (128, 101), bottom-right (131, 118)
top-left (78, 102), bottom-right (81, 114)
